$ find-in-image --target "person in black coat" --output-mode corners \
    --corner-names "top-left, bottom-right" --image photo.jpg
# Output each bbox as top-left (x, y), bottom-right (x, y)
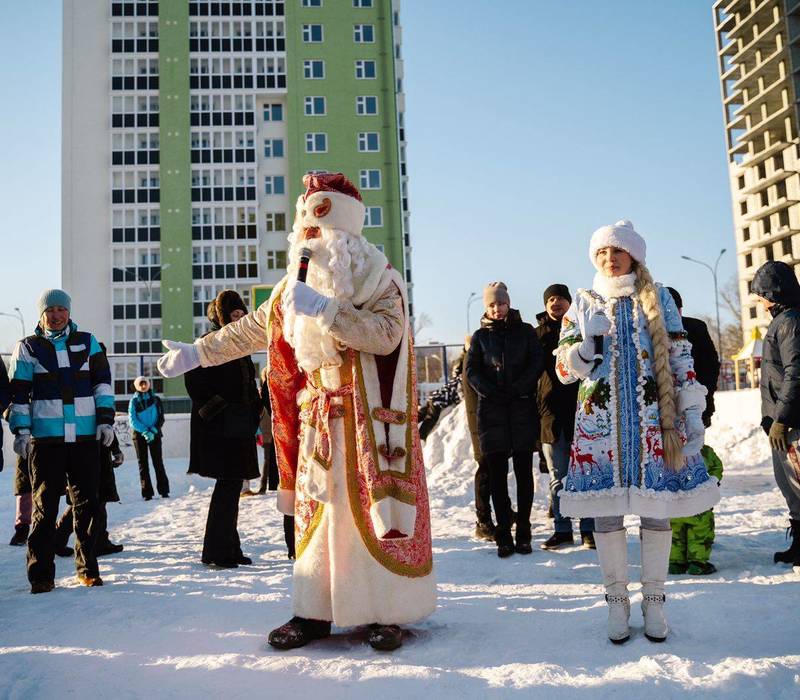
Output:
top-left (666, 288), bottom-right (721, 427)
top-left (185, 290), bottom-right (261, 568)
top-left (536, 284), bottom-right (594, 550)
top-left (752, 261), bottom-right (800, 566)
top-left (467, 282), bottom-right (543, 557)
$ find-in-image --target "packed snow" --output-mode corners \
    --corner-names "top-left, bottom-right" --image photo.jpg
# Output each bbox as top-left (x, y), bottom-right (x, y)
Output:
top-left (0, 389), bottom-right (798, 699)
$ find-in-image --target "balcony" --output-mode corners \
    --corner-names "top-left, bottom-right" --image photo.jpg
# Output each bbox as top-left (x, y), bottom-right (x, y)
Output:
top-left (728, 73), bottom-right (789, 125)
top-left (724, 13), bottom-right (782, 62)
top-left (743, 194), bottom-right (796, 221)
top-left (731, 43), bottom-right (785, 93)
top-left (741, 166), bottom-right (790, 194)
top-left (726, 0), bottom-right (779, 42)
top-left (728, 102), bottom-right (794, 154)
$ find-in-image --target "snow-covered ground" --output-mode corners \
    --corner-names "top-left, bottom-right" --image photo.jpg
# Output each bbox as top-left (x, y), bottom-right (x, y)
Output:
top-left (0, 389), bottom-right (798, 699)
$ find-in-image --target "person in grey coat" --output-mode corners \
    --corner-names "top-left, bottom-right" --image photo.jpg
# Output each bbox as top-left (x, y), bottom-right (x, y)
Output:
top-left (752, 260), bottom-right (800, 567)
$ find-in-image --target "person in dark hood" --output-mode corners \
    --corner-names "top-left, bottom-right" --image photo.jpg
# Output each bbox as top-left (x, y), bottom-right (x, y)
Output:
top-left (536, 284), bottom-right (594, 550)
top-left (184, 290), bottom-right (261, 568)
top-left (752, 261), bottom-right (800, 567)
top-left (467, 282), bottom-right (543, 558)
top-left (666, 288), bottom-right (720, 427)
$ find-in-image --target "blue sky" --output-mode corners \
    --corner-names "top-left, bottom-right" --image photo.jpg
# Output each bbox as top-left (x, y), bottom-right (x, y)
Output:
top-left (0, 1), bottom-right (735, 352)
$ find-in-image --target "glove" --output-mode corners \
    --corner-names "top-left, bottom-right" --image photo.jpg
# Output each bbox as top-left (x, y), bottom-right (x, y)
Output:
top-left (682, 405), bottom-right (705, 456)
top-left (769, 421), bottom-right (789, 453)
top-left (584, 310), bottom-right (612, 338)
top-left (97, 424), bottom-right (115, 447)
top-left (113, 451), bottom-right (124, 467)
top-left (143, 430), bottom-right (155, 444)
top-left (13, 433), bottom-right (32, 459)
top-left (157, 339), bottom-right (201, 378)
top-left (284, 280), bottom-right (331, 318)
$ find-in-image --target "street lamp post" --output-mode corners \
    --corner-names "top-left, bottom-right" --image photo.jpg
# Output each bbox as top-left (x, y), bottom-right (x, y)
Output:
top-left (466, 291), bottom-right (479, 335)
top-left (681, 249), bottom-right (726, 355)
top-left (0, 308), bottom-right (25, 338)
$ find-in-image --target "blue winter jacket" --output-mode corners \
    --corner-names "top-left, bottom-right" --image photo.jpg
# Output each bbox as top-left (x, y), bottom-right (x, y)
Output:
top-left (128, 390), bottom-right (164, 435)
top-left (0, 360), bottom-right (10, 469)
top-left (8, 321), bottom-right (115, 442)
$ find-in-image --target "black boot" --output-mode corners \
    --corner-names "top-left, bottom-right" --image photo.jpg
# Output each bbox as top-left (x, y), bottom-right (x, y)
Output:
top-left (9, 524), bottom-right (29, 546)
top-left (368, 624), bottom-right (403, 651)
top-left (268, 617), bottom-right (331, 650)
top-left (774, 519), bottom-right (800, 565)
top-left (541, 532), bottom-right (574, 550)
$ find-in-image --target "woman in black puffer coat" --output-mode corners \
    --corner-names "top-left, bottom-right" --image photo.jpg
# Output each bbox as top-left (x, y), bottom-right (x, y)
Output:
top-left (467, 282), bottom-right (543, 557)
top-left (185, 290), bottom-right (261, 568)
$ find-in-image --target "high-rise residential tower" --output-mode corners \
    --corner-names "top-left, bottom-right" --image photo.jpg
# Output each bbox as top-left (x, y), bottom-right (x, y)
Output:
top-left (713, 0), bottom-right (800, 338)
top-left (62, 0), bottom-right (411, 407)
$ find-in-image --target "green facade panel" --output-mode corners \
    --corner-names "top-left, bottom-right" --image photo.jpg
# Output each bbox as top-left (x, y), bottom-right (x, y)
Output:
top-left (285, 0), bottom-right (405, 273)
top-left (158, 3), bottom-right (193, 396)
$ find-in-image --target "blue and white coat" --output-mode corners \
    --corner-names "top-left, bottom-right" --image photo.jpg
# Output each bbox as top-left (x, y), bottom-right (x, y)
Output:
top-left (555, 273), bottom-right (720, 519)
top-left (9, 321), bottom-right (115, 442)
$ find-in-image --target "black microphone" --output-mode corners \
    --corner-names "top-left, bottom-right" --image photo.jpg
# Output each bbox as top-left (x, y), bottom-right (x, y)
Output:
top-left (593, 336), bottom-right (604, 371)
top-left (297, 247), bottom-right (312, 283)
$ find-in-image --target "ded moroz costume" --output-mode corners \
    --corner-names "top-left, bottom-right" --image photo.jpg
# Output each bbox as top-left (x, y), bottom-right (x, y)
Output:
top-left (158, 173), bottom-right (435, 651)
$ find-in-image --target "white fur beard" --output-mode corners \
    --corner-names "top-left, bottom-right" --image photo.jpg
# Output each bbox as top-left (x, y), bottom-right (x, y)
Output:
top-left (282, 225), bottom-right (368, 373)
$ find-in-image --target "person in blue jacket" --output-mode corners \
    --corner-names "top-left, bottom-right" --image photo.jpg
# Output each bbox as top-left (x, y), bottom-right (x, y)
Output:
top-left (128, 375), bottom-right (169, 500)
top-left (8, 289), bottom-right (115, 593)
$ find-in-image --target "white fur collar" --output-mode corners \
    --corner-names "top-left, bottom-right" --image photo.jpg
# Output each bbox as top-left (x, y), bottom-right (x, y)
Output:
top-left (592, 272), bottom-right (636, 299)
top-left (351, 243), bottom-right (389, 307)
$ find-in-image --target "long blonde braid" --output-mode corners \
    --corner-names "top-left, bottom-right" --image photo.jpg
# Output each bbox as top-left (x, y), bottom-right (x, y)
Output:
top-left (634, 264), bottom-right (683, 470)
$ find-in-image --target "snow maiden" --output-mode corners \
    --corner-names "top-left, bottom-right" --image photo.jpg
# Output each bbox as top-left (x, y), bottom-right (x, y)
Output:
top-left (555, 220), bottom-right (720, 644)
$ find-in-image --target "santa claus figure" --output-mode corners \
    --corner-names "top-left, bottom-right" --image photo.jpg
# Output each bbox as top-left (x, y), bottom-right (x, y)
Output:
top-left (158, 172), bottom-right (436, 651)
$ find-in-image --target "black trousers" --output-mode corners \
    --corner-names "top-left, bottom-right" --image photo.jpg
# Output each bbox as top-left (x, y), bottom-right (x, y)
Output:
top-left (27, 441), bottom-right (100, 583)
top-left (55, 502), bottom-right (111, 549)
top-left (474, 456), bottom-right (492, 525)
top-left (133, 432), bottom-right (169, 498)
top-left (486, 450), bottom-right (534, 547)
top-left (202, 478), bottom-right (243, 563)
top-left (259, 442), bottom-right (279, 493)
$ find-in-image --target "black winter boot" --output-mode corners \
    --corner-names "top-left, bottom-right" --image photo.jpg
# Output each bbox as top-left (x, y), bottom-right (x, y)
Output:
top-left (774, 519), bottom-right (800, 565)
top-left (9, 524), bottom-right (29, 546)
top-left (268, 617), bottom-right (331, 650)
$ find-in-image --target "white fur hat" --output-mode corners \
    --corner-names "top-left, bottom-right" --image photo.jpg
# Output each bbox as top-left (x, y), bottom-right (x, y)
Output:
top-left (588, 219), bottom-right (646, 270)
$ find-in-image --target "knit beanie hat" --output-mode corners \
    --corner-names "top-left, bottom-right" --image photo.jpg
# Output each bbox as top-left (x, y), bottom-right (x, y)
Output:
top-left (589, 219), bottom-right (646, 270)
top-left (296, 171), bottom-right (366, 238)
top-left (207, 289), bottom-right (248, 326)
top-left (542, 283), bottom-right (572, 306)
top-left (483, 281), bottom-right (510, 307)
top-left (38, 289), bottom-right (71, 315)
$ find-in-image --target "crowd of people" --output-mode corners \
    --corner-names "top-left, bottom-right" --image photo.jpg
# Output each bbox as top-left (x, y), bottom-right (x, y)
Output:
top-left (2, 177), bottom-right (799, 651)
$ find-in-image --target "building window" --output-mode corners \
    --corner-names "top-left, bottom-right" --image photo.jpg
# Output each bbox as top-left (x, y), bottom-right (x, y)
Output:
top-left (354, 24), bottom-right (374, 42)
top-left (357, 132), bottom-right (380, 152)
top-left (263, 104), bottom-right (283, 121)
top-left (353, 0), bottom-right (372, 6)
top-left (737, 175), bottom-right (745, 189)
top-left (745, 253), bottom-right (753, 267)
top-left (364, 206), bottom-right (382, 227)
top-left (764, 217), bottom-right (772, 235)
top-left (265, 212), bottom-right (287, 232)
top-left (265, 176), bottom-right (285, 195)
top-left (303, 60), bottom-right (325, 79)
top-left (266, 250), bottom-right (287, 269)
top-left (302, 0), bottom-right (322, 6)
top-left (356, 96), bottom-right (378, 115)
top-left (749, 306), bottom-right (757, 319)
top-left (774, 153), bottom-right (785, 170)
top-left (779, 209), bottom-right (790, 228)
top-left (304, 96), bottom-right (326, 115)
top-left (777, 180), bottom-right (787, 199)
top-left (742, 226), bottom-right (750, 241)
top-left (264, 139), bottom-right (284, 158)
top-left (303, 24), bottom-right (323, 42)
top-left (359, 169), bottom-right (381, 189)
top-left (305, 132), bottom-right (328, 153)
top-left (355, 59), bottom-right (376, 79)
top-left (740, 200), bottom-right (747, 215)
top-left (782, 237), bottom-right (793, 255)
top-left (766, 244), bottom-right (774, 261)
top-left (758, 162), bottom-right (767, 180)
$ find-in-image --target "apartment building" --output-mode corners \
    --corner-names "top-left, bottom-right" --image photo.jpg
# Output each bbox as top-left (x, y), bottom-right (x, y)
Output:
top-left (62, 0), bottom-right (411, 405)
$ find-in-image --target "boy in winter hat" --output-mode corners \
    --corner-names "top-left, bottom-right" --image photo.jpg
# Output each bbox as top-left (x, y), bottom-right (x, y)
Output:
top-left (128, 376), bottom-right (168, 500)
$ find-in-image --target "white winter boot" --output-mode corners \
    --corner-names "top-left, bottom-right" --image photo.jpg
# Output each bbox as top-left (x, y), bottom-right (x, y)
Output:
top-left (594, 529), bottom-right (630, 644)
top-left (640, 528), bottom-right (672, 643)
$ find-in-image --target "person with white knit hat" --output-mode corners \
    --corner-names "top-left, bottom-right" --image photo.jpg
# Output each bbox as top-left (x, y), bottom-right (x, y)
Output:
top-left (157, 172), bottom-right (435, 652)
top-left (555, 220), bottom-right (719, 644)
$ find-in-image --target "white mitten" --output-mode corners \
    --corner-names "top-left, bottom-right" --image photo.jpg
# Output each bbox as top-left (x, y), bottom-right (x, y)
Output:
top-left (682, 405), bottom-right (705, 456)
top-left (577, 311), bottom-right (612, 365)
top-left (157, 339), bottom-right (201, 378)
top-left (96, 424), bottom-right (115, 447)
top-left (285, 280), bottom-right (331, 318)
top-left (13, 433), bottom-right (32, 459)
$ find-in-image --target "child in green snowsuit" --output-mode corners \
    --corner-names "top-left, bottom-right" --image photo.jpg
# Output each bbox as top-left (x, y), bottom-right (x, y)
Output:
top-left (669, 445), bottom-right (723, 575)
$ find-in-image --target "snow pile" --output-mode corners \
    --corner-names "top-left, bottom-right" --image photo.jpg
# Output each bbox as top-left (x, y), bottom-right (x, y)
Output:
top-left (0, 389), bottom-right (799, 698)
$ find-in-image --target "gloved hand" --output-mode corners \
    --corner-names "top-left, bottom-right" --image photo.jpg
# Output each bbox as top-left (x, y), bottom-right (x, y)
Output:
top-left (769, 421), bottom-right (789, 453)
top-left (284, 280), bottom-right (332, 318)
top-left (577, 311), bottom-right (611, 367)
top-left (97, 424), bottom-right (115, 447)
top-left (113, 451), bottom-right (125, 467)
top-left (682, 405), bottom-right (705, 456)
top-left (13, 433), bottom-right (32, 459)
top-left (143, 430), bottom-right (155, 444)
top-left (157, 339), bottom-right (201, 378)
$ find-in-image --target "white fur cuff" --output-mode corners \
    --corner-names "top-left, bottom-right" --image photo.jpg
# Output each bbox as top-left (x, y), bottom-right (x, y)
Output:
top-left (317, 298), bottom-right (340, 332)
top-left (677, 382), bottom-right (708, 412)
top-left (565, 343), bottom-right (594, 380)
top-left (369, 497), bottom-right (416, 539)
top-left (276, 487), bottom-right (295, 516)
